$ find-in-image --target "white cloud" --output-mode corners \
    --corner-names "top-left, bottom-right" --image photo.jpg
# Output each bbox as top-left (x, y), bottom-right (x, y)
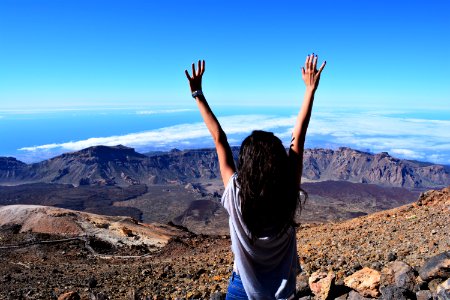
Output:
top-left (390, 149), bottom-right (425, 160)
top-left (18, 111), bottom-right (450, 164)
top-left (305, 111), bottom-right (450, 164)
top-left (136, 109), bottom-right (195, 115)
top-left (19, 115), bottom-right (295, 152)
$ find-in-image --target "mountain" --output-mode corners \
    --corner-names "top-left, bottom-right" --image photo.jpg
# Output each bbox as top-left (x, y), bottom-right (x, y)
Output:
top-left (0, 145), bottom-right (448, 189)
top-left (0, 157), bottom-right (28, 181)
top-left (303, 147), bottom-right (450, 188)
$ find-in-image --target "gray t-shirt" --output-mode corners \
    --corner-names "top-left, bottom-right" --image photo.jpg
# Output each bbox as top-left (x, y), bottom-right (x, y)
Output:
top-left (221, 173), bottom-right (297, 300)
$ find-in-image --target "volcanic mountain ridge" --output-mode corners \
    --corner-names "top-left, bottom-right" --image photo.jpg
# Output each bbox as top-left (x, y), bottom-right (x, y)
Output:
top-left (0, 145), bottom-right (449, 189)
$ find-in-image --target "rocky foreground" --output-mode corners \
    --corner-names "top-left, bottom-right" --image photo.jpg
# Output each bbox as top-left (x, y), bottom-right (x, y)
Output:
top-left (0, 187), bottom-right (449, 299)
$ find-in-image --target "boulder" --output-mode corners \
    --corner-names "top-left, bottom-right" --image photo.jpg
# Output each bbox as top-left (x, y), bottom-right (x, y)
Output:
top-left (379, 285), bottom-right (411, 300)
top-left (381, 261), bottom-right (416, 291)
top-left (436, 278), bottom-right (450, 300)
top-left (419, 251), bottom-right (450, 281)
top-left (308, 271), bottom-right (335, 300)
top-left (344, 267), bottom-right (381, 298)
top-left (296, 273), bottom-right (310, 297)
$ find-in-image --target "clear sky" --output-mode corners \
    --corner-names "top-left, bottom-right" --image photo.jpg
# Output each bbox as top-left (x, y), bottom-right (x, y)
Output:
top-left (1, 0), bottom-right (449, 109)
top-left (0, 0), bottom-right (449, 164)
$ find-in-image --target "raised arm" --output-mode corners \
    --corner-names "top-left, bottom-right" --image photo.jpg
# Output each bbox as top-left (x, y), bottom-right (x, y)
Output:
top-left (185, 60), bottom-right (236, 187)
top-left (289, 54), bottom-right (326, 185)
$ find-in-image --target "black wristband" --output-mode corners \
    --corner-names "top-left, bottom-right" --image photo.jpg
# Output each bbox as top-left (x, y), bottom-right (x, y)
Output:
top-left (192, 90), bottom-right (203, 98)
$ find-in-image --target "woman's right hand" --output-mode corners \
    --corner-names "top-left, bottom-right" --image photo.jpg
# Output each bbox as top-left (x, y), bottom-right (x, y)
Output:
top-left (302, 54), bottom-right (326, 91)
top-left (185, 60), bottom-right (205, 93)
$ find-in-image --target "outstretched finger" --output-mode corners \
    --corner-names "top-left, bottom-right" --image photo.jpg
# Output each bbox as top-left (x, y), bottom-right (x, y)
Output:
top-left (192, 63), bottom-right (196, 78)
top-left (201, 60), bottom-right (205, 75)
top-left (307, 54), bottom-right (312, 70)
top-left (197, 60), bottom-right (201, 76)
top-left (309, 53), bottom-right (315, 70)
top-left (301, 67), bottom-right (305, 76)
top-left (318, 61), bottom-right (326, 75)
top-left (313, 55), bottom-right (318, 71)
top-left (304, 55), bottom-right (309, 69)
top-left (184, 70), bottom-right (191, 80)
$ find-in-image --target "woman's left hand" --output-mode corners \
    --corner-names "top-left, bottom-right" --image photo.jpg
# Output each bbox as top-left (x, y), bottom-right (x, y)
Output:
top-left (185, 60), bottom-right (205, 93)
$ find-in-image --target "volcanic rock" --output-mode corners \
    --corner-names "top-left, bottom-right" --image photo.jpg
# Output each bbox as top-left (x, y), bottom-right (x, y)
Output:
top-left (380, 261), bottom-right (416, 291)
top-left (344, 267), bottom-right (381, 298)
top-left (419, 251), bottom-right (450, 281)
top-left (308, 271), bottom-right (335, 300)
top-left (379, 285), bottom-right (412, 300)
top-left (0, 205), bottom-right (185, 249)
top-left (436, 278), bottom-right (450, 299)
top-left (415, 290), bottom-right (434, 300)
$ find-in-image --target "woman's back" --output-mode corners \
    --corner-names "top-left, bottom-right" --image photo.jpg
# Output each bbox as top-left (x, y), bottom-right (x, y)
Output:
top-left (222, 173), bottom-right (298, 299)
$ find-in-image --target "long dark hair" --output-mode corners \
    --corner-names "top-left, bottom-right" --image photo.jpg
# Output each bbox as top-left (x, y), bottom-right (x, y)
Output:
top-left (237, 130), bottom-right (304, 240)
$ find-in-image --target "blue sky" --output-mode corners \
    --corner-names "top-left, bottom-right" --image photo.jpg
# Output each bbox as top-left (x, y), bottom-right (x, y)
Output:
top-left (0, 0), bottom-right (449, 164)
top-left (1, 0), bottom-right (449, 109)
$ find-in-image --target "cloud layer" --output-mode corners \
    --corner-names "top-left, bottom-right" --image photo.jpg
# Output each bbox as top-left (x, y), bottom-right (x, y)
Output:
top-left (135, 109), bottom-right (195, 115)
top-left (18, 112), bottom-right (450, 164)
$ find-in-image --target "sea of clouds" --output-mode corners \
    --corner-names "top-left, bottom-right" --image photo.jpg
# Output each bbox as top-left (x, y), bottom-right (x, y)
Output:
top-left (17, 110), bottom-right (450, 165)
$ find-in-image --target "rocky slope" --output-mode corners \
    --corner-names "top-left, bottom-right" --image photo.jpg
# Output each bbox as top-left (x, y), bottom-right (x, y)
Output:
top-left (0, 205), bottom-right (185, 250)
top-left (0, 146), bottom-right (448, 188)
top-left (0, 186), bottom-right (448, 299)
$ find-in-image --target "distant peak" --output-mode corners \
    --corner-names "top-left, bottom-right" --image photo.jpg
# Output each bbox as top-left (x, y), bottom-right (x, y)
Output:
top-left (86, 145), bottom-right (133, 151)
top-left (58, 145), bottom-right (147, 161)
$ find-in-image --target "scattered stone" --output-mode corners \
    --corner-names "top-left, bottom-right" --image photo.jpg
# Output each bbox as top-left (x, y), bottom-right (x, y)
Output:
top-left (371, 261), bottom-right (383, 271)
top-left (429, 278), bottom-right (445, 292)
top-left (58, 291), bottom-right (81, 300)
top-left (344, 267), bottom-right (381, 298)
top-left (386, 252), bottom-right (397, 262)
top-left (87, 277), bottom-right (98, 288)
top-left (334, 294), bottom-right (348, 300)
top-left (2, 274), bottom-right (11, 283)
top-left (381, 261), bottom-right (416, 291)
top-left (379, 285), bottom-right (412, 300)
top-left (415, 290), bottom-right (434, 300)
top-left (330, 280), bottom-right (352, 299)
top-left (414, 276), bottom-right (428, 292)
top-left (295, 273), bottom-right (310, 297)
top-left (209, 291), bottom-right (226, 300)
top-left (419, 251), bottom-right (450, 280)
top-left (419, 251), bottom-right (450, 281)
top-left (347, 290), bottom-right (373, 300)
top-left (89, 292), bottom-right (109, 300)
top-left (308, 271), bottom-right (335, 300)
top-left (126, 288), bottom-right (142, 300)
top-left (436, 278), bottom-right (450, 300)
top-left (141, 269), bottom-right (152, 276)
top-left (193, 268), bottom-right (207, 280)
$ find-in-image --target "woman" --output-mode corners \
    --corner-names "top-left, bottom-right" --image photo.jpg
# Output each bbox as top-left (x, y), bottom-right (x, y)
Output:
top-left (185, 54), bottom-right (326, 299)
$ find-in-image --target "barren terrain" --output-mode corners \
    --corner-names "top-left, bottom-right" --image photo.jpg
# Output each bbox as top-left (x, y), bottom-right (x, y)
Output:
top-left (0, 187), bottom-right (448, 299)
